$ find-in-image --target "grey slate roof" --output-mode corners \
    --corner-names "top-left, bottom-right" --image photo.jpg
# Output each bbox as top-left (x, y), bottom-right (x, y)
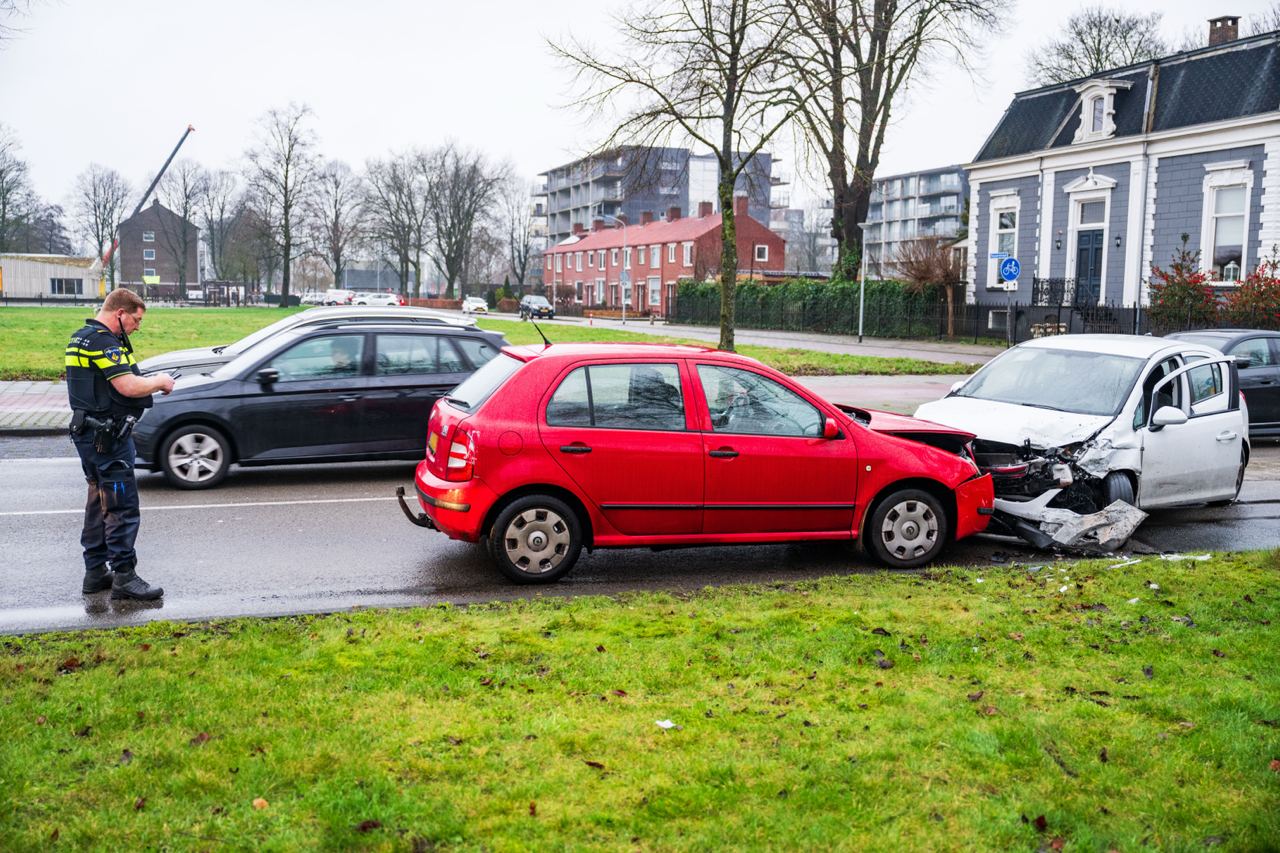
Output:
top-left (974, 32), bottom-right (1280, 163)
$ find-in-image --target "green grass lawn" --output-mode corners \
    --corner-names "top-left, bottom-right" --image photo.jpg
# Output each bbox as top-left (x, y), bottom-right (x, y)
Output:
top-left (0, 307), bottom-right (979, 381)
top-left (2, 552), bottom-right (1277, 850)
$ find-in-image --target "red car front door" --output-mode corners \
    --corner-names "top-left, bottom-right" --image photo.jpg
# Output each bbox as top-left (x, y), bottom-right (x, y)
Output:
top-left (694, 363), bottom-right (859, 535)
top-left (539, 361), bottom-right (703, 535)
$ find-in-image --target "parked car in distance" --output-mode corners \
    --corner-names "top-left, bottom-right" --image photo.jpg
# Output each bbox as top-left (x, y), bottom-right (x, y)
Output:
top-left (915, 334), bottom-right (1248, 548)
top-left (462, 296), bottom-right (489, 314)
top-left (519, 294), bottom-right (554, 320)
top-left (401, 343), bottom-right (994, 583)
top-left (1165, 329), bottom-right (1279, 437)
top-left (134, 322), bottom-right (509, 489)
top-left (300, 290), bottom-right (325, 305)
top-left (355, 291), bottom-right (405, 307)
top-left (323, 289), bottom-right (356, 305)
top-left (137, 306), bottom-right (478, 377)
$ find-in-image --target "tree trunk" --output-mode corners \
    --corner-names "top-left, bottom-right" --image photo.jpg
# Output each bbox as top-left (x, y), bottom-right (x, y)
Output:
top-left (945, 283), bottom-right (956, 338)
top-left (280, 232), bottom-right (292, 308)
top-left (717, 177), bottom-right (737, 352)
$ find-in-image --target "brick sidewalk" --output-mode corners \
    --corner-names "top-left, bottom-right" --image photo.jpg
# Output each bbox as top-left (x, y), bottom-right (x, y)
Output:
top-left (0, 381), bottom-right (71, 434)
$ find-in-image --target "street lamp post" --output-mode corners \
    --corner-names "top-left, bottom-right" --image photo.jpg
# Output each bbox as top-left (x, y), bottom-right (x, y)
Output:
top-left (596, 212), bottom-right (629, 324)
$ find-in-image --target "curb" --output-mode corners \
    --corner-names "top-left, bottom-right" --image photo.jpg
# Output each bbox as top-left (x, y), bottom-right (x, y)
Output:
top-left (1, 427), bottom-right (68, 437)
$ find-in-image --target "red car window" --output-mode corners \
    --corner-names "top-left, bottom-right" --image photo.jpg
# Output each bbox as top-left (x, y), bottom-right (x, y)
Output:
top-left (546, 363), bottom-right (685, 431)
top-left (696, 364), bottom-right (822, 437)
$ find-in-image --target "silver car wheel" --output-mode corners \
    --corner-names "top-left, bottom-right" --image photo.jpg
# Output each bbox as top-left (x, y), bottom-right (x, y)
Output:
top-left (503, 507), bottom-right (572, 574)
top-left (167, 432), bottom-right (226, 484)
top-left (880, 498), bottom-right (939, 560)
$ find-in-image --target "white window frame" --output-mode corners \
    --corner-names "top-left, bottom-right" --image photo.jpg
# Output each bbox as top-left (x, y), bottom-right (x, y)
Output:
top-left (1199, 160), bottom-right (1255, 284)
top-left (587, 251), bottom-right (594, 268)
top-left (1072, 79), bottom-right (1130, 144)
top-left (575, 251), bottom-right (583, 272)
top-left (142, 248), bottom-right (156, 261)
top-left (143, 267), bottom-right (156, 278)
top-left (648, 275), bottom-right (661, 306)
top-left (555, 254), bottom-right (563, 272)
top-left (598, 250), bottom-right (605, 268)
top-left (682, 242), bottom-right (693, 266)
top-left (623, 247), bottom-right (632, 269)
top-left (595, 278), bottom-right (605, 303)
top-left (987, 308), bottom-right (1008, 331)
top-left (650, 245), bottom-right (660, 267)
top-left (575, 280), bottom-right (583, 303)
top-left (142, 230), bottom-right (155, 242)
top-left (986, 190), bottom-right (1021, 291)
top-left (546, 256), bottom-right (552, 270)
top-left (1061, 171), bottom-right (1117, 305)
top-left (667, 243), bottom-right (676, 263)
top-left (611, 248), bottom-right (619, 267)
top-left (754, 244), bottom-right (768, 262)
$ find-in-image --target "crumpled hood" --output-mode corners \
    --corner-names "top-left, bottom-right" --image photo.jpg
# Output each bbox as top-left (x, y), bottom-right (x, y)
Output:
top-left (914, 396), bottom-right (1114, 449)
top-left (851, 407), bottom-right (974, 439)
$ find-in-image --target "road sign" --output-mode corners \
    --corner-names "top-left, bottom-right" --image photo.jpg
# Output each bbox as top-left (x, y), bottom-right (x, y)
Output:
top-left (999, 257), bottom-right (1021, 282)
top-left (988, 251), bottom-right (1010, 260)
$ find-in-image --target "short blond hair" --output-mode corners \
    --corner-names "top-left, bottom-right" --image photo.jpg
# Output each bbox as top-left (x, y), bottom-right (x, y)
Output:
top-left (103, 288), bottom-right (146, 313)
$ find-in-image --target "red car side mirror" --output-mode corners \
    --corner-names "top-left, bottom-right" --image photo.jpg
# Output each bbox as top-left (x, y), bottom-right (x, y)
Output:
top-left (822, 417), bottom-right (841, 439)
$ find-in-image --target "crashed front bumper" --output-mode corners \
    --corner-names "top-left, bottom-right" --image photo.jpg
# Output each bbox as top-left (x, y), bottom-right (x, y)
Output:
top-left (992, 489), bottom-right (1146, 552)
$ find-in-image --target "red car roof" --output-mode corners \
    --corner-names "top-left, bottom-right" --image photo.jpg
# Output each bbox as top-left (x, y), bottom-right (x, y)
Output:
top-left (502, 341), bottom-right (736, 363)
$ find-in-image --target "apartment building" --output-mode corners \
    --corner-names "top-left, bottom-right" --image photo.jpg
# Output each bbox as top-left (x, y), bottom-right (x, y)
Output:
top-left (863, 166), bottom-right (969, 277)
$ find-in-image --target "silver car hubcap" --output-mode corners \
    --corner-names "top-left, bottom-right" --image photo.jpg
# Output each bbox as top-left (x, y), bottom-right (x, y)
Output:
top-left (504, 507), bottom-right (571, 574)
top-left (168, 433), bottom-right (225, 483)
top-left (881, 499), bottom-right (938, 560)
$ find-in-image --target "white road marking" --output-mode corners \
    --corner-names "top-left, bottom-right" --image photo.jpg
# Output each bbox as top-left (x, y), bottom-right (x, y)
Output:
top-left (0, 496), bottom-right (401, 517)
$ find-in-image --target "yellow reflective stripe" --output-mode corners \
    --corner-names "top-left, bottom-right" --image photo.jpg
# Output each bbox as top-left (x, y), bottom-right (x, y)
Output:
top-left (124, 353), bottom-right (137, 365)
top-left (66, 348), bottom-right (106, 357)
top-left (64, 356), bottom-right (92, 367)
top-left (91, 357), bottom-right (122, 370)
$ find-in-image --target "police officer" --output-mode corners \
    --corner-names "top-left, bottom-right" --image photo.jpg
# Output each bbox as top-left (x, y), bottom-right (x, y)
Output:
top-left (65, 289), bottom-right (174, 599)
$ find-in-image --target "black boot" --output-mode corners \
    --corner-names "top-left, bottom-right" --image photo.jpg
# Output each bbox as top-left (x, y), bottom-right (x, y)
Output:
top-left (82, 564), bottom-right (113, 594)
top-left (110, 563), bottom-right (163, 601)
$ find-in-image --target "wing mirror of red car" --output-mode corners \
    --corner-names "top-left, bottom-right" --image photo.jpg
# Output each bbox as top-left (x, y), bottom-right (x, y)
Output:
top-left (822, 417), bottom-right (842, 439)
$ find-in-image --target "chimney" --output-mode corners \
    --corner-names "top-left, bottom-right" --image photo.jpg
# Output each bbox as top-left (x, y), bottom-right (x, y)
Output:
top-left (733, 196), bottom-right (749, 218)
top-left (639, 211), bottom-right (654, 225)
top-left (1208, 15), bottom-right (1239, 46)
top-left (591, 218), bottom-right (605, 232)
top-left (572, 222), bottom-right (585, 236)
top-left (698, 201), bottom-right (714, 217)
top-left (667, 206), bottom-right (681, 222)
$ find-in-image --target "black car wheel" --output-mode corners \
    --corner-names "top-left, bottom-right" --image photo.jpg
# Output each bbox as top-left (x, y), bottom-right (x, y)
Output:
top-left (1101, 471), bottom-right (1135, 506)
top-left (161, 425), bottom-right (231, 490)
top-left (864, 488), bottom-right (948, 569)
top-left (488, 495), bottom-right (583, 583)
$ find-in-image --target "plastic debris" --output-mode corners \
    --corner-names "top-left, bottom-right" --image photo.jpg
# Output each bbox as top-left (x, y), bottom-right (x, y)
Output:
top-left (1058, 585), bottom-right (1070, 593)
top-left (1159, 553), bottom-right (1212, 562)
top-left (655, 719), bottom-right (678, 730)
top-left (1127, 597), bottom-right (1140, 604)
top-left (1109, 558), bottom-right (1142, 569)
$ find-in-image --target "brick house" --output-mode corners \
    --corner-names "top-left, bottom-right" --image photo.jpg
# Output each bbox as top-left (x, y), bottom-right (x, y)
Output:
top-left (117, 200), bottom-right (201, 294)
top-left (964, 17), bottom-right (1280, 331)
top-left (541, 197), bottom-right (786, 317)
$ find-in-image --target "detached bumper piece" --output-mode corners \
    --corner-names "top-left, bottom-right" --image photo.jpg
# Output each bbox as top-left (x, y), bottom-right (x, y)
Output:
top-left (395, 486), bottom-right (437, 529)
top-left (993, 490), bottom-right (1147, 553)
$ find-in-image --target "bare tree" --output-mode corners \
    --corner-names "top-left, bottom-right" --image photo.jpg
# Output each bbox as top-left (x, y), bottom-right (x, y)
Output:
top-left (0, 0), bottom-right (34, 45)
top-left (422, 143), bottom-right (505, 299)
top-left (154, 158), bottom-right (204, 290)
top-left (306, 160), bottom-right (365, 290)
top-left (198, 169), bottom-right (240, 282)
top-left (364, 153), bottom-right (426, 297)
top-left (244, 103), bottom-right (318, 306)
top-left (784, 0), bottom-right (1003, 280)
top-left (786, 204), bottom-right (834, 273)
top-left (11, 201), bottom-right (71, 253)
top-left (0, 123), bottom-right (32, 252)
top-left (465, 218), bottom-right (506, 295)
top-left (500, 176), bottom-right (539, 289)
top-left (1027, 6), bottom-right (1167, 86)
top-left (553, 0), bottom-right (799, 351)
top-left (71, 164), bottom-right (131, 290)
top-left (1250, 3), bottom-right (1280, 34)
top-left (893, 236), bottom-right (963, 336)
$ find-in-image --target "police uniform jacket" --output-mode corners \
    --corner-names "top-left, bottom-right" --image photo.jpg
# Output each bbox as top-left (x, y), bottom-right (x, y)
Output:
top-left (65, 320), bottom-right (153, 418)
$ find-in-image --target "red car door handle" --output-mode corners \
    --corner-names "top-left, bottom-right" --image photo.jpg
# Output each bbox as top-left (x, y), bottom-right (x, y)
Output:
top-left (559, 444), bottom-right (592, 454)
top-left (708, 448), bottom-right (739, 458)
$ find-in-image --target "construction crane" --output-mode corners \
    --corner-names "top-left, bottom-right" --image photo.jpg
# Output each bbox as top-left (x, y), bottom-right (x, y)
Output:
top-left (99, 124), bottom-right (195, 297)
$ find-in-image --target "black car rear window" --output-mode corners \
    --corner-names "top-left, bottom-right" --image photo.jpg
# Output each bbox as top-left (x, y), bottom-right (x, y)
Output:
top-left (444, 352), bottom-right (521, 411)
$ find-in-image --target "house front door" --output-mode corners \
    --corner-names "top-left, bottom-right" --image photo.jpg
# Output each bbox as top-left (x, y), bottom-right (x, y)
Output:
top-left (1075, 229), bottom-right (1104, 304)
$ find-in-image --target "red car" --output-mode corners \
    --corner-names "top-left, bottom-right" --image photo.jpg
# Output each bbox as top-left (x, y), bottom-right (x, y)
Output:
top-left (398, 344), bottom-right (993, 582)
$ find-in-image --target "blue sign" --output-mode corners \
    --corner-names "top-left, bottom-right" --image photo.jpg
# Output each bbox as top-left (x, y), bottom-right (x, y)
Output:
top-left (988, 252), bottom-right (1010, 260)
top-left (999, 257), bottom-right (1021, 282)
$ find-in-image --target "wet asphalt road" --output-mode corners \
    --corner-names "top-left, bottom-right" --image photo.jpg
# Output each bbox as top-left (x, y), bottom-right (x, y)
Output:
top-left (1, 434), bottom-right (1277, 635)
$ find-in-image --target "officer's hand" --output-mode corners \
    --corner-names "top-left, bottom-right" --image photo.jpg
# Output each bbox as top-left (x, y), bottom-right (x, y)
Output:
top-left (155, 374), bottom-right (176, 395)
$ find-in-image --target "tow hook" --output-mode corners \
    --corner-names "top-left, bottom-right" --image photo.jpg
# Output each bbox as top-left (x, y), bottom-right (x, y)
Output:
top-left (396, 486), bottom-right (437, 529)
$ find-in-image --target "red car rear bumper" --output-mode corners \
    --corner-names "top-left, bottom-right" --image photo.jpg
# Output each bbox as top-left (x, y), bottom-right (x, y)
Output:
top-left (413, 460), bottom-right (497, 542)
top-left (953, 473), bottom-right (995, 540)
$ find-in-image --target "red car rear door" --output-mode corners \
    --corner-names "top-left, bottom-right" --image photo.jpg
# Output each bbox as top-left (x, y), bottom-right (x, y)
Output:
top-left (539, 360), bottom-right (703, 535)
top-left (694, 363), bottom-right (859, 535)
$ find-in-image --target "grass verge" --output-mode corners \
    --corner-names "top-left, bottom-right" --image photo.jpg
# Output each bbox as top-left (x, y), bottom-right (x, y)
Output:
top-left (0, 307), bottom-right (979, 381)
top-left (2, 552), bottom-right (1277, 849)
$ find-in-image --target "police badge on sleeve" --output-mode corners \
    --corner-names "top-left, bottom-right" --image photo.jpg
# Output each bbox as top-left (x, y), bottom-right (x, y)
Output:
top-left (104, 347), bottom-right (124, 364)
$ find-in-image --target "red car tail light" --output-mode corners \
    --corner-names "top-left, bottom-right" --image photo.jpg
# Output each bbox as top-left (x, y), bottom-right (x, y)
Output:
top-left (444, 427), bottom-right (477, 481)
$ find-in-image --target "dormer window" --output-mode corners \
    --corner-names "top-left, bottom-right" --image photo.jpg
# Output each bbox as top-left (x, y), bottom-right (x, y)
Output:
top-left (1072, 79), bottom-right (1131, 144)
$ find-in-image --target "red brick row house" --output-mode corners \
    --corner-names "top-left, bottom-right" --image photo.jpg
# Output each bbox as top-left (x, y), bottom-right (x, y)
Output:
top-left (542, 197), bottom-right (786, 317)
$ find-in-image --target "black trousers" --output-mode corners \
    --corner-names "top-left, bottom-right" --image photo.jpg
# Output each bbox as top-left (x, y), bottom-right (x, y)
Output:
top-left (71, 433), bottom-right (140, 571)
